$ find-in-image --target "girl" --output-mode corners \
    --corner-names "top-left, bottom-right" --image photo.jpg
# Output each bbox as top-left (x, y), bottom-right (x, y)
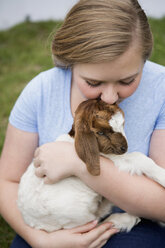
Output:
top-left (0, 0), bottom-right (165, 247)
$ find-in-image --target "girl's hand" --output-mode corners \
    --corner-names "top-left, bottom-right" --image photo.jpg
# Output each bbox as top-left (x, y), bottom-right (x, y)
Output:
top-left (34, 221), bottom-right (118, 248)
top-left (33, 141), bottom-right (84, 184)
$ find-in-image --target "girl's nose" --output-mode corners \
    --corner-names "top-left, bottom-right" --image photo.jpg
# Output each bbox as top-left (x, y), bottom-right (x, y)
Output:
top-left (100, 84), bottom-right (119, 104)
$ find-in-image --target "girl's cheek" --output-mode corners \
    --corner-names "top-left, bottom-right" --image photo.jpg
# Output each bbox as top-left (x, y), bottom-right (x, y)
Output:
top-left (119, 88), bottom-right (135, 99)
top-left (78, 82), bottom-right (101, 99)
top-left (120, 79), bottom-right (141, 98)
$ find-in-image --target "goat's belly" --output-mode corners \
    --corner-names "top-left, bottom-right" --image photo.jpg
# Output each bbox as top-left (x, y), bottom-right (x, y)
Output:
top-left (18, 164), bottom-right (101, 232)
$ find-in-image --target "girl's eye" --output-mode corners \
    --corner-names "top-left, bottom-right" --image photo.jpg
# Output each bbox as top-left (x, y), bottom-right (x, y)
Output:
top-left (119, 78), bottom-right (135, 86)
top-left (86, 80), bottom-right (102, 87)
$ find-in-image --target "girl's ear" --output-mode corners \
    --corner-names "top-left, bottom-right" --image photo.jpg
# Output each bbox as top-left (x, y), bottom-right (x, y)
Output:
top-left (74, 127), bottom-right (100, 176)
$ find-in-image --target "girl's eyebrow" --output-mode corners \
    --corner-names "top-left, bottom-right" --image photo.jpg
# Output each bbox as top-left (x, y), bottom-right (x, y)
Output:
top-left (120, 72), bottom-right (139, 81)
top-left (81, 72), bottom-right (139, 83)
top-left (81, 76), bottom-right (103, 83)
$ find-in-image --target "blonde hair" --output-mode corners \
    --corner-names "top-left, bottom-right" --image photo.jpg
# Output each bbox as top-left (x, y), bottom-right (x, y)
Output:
top-left (52, 0), bottom-right (153, 67)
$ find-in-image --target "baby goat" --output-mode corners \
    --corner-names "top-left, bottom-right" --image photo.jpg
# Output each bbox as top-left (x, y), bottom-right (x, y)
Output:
top-left (18, 99), bottom-right (165, 232)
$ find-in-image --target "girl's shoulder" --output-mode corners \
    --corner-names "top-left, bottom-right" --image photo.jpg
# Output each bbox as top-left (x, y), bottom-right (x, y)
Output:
top-left (20, 67), bottom-right (72, 101)
top-left (32, 67), bottom-right (71, 88)
top-left (39, 66), bottom-right (71, 79)
top-left (9, 67), bottom-right (72, 134)
top-left (142, 60), bottom-right (165, 94)
top-left (143, 60), bottom-right (165, 78)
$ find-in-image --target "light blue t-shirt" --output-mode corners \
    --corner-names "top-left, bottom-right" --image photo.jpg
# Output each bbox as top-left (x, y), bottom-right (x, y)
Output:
top-left (9, 61), bottom-right (165, 155)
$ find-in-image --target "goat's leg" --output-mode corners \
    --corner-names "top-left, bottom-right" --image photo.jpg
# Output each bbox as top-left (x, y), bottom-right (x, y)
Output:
top-left (103, 213), bottom-right (141, 232)
top-left (112, 152), bottom-right (165, 188)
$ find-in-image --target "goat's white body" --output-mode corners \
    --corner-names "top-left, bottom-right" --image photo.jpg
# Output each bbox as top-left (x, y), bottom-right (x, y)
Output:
top-left (18, 134), bottom-right (165, 232)
top-left (18, 165), bottom-right (109, 231)
top-left (18, 134), bottom-right (111, 232)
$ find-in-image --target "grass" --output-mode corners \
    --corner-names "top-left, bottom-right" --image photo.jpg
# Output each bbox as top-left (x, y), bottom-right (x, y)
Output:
top-left (149, 17), bottom-right (165, 65)
top-left (0, 218), bottom-right (16, 248)
top-left (0, 17), bottom-right (165, 247)
top-left (0, 19), bottom-right (62, 247)
top-left (0, 20), bottom-right (63, 152)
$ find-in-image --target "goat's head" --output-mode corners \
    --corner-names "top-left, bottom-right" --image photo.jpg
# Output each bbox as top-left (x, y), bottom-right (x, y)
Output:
top-left (69, 99), bottom-right (128, 176)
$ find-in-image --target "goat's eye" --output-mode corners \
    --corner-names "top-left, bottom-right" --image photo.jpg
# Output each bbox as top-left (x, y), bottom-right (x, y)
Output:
top-left (97, 131), bottom-right (104, 135)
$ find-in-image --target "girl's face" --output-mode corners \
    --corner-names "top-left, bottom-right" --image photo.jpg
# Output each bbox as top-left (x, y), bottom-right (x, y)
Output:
top-left (71, 44), bottom-right (144, 105)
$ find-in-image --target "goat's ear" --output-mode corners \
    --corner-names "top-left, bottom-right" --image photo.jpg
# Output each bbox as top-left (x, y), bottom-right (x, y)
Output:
top-left (75, 130), bottom-right (100, 176)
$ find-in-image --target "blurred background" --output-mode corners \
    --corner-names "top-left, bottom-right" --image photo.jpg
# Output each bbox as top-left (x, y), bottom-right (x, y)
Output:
top-left (0, 1), bottom-right (165, 247)
top-left (0, 0), bottom-right (165, 30)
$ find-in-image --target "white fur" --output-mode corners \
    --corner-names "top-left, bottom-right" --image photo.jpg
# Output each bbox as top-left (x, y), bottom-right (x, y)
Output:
top-left (104, 152), bottom-right (165, 188)
top-left (109, 111), bottom-right (126, 138)
top-left (104, 213), bottom-right (141, 232)
top-left (18, 116), bottom-right (165, 233)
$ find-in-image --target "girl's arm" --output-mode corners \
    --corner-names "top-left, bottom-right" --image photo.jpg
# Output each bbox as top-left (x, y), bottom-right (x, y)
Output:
top-left (0, 124), bottom-right (117, 248)
top-left (35, 129), bottom-right (165, 222)
top-left (149, 129), bottom-right (165, 169)
top-left (0, 124), bottom-right (41, 246)
top-left (76, 129), bottom-right (165, 221)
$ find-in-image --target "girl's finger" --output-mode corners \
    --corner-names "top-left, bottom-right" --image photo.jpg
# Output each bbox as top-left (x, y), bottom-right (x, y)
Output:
top-left (35, 166), bottom-right (46, 177)
top-left (83, 222), bottom-right (113, 245)
top-left (33, 158), bottom-right (41, 168)
top-left (98, 239), bottom-right (108, 247)
top-left (34, 148), bottom-right (40, 158)
top-left (71, 220), bottom-right (98, 233)
top-left (44, 177), bottom-right (54, 184)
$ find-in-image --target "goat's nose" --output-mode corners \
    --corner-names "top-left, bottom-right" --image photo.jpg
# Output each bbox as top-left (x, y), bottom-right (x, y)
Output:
top-left (120, 146), bottom-right (127, 153)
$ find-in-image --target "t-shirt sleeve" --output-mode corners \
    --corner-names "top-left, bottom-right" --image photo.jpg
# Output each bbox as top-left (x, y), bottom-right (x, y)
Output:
top-left (154, 73), bottom-right (165, 130)
top-left (155, 100), bottom-right (165, 130)
top-left (9, 74), bottom-right (42, 133)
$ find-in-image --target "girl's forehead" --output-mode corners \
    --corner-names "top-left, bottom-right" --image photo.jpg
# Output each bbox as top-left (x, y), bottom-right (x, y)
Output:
top-left (73, 45), bottom-right (144, 82)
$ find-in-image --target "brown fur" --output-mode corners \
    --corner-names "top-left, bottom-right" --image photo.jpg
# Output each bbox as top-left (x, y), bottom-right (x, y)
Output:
top-left (69, 99), bottom-right (128, 176)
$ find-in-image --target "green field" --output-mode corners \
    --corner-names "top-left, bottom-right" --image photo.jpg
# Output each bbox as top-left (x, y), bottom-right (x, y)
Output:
top-left (0, 17), bottom-right (165, 247)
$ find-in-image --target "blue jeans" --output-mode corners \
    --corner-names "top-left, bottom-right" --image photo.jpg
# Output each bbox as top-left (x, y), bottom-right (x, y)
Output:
top-left (10, 219), bottom-right (165, 248)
